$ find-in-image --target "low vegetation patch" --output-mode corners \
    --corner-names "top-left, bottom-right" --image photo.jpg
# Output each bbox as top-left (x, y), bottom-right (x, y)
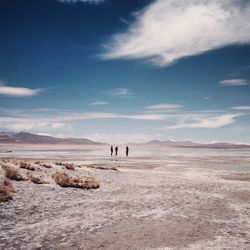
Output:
top-left (52, 172), bottom-right (99, 189)
top-left (28, 174), bottom-right (47, 184)
top-left (85, 164), bottom-right (118, 171)
top-left (55, 162), bottom-right (75, 171)
top-left (3, 166), bottom-right (28, 181)
top-left (20, 161), bottom-right (36, 171)
top-left (0, 179), bottom-right (16, 202)
top-left (40, 163), bottom-right (52, 169)
top-left (1, 159), bottom-right (10, 164)
top-left (64, 163), bottom-right (75, 171)
top-left (33, 161), bottom-right (52, 168)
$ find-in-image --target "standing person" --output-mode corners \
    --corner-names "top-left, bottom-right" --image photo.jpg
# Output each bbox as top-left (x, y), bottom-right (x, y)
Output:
top-left (110, 145), bottom-right (113, 156)
top-left (126, 146), bottom-right (129, 157)
top-left (115, 146), bottom-right (118, 156)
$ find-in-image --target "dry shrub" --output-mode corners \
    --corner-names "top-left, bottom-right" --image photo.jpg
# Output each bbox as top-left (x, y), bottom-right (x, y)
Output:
top-left (64, 163), bottom-right (75, 171)
top-left (55, 162), bottom-right (75, 171)
top-left (0, 179), bottom-right (16, 202)
top-left (34, 160), bottom-right (41, 164)
top-left (52, 172), bottom-right (99, 189)
top-left (55, 162), bottom-right (63, 166)
top-left (27, 173), bottom-right (47, 184)
top-left (3, 166), bottom-right (28, 181)
top-left (20, 161), bottom-right (36, 171)
top-left (12, 160), bottom-right (19, 165)
top-left (1, 159), bottom-right (10, 164)
top-left (86, 164), bottom-right (118, 171)
top-left (40, 163), bottom-right (52, 169)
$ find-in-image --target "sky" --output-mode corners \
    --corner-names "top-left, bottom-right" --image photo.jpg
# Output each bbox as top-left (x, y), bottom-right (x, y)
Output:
top-left (0, 0), bottom-right (250, 144)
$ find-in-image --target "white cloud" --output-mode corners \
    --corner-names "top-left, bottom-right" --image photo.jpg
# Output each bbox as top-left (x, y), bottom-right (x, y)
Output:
top-left (0, 107), bottom-right (246, 136)
top-left (90, 100), bottom-right (109, 105)
top-left (231, 106), bottom-right (250, 110)
top-left (86, 132), bottom-right (159, 144)
top-left (0, 83), bottom-right (40, 97)
top-left (0, 86), bottom-right (39, 97)
top-left (51, 111), bottom-right (168, 121)
top-left (57, 0), bottom-right (105, 4)
top-left (109, 88), bottom-right (135, 99)
top-left (145, 103), bottom-right (182, 112)
top-left (167, 113), bottom-right (242, 129)
top-left (51, 122), bottom-right (71, 130)
top-left (219, 79), bottom-right (248, 86)
top-left (103, 0), bottom-right (250, 66)
top-left (58, 112), bottom-right (120, 121)
top-left (123, 113), bottom-right (169, 121)
top-left (0, 117), bottom-right (71, 133)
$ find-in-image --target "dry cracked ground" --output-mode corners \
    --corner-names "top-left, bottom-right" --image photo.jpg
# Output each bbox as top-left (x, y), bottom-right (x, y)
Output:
top-left (0, 151), bottom-right (250, 250)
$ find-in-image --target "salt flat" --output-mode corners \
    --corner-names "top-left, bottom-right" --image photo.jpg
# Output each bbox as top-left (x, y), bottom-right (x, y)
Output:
top-left (0, 145), bottom-right (250, 250)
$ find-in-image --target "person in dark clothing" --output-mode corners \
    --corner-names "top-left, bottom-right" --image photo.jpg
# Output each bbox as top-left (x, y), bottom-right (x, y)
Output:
top-left (110, 145), bottom-right (113, 156)
top-left (126, 146), bottom-right (129, 157)
top-left (115, 146), bottom-right (118, 156)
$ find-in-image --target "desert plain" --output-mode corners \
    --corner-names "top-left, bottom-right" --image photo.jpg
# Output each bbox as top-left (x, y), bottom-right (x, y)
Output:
top-left (0, 144), bottom-right (249, 250)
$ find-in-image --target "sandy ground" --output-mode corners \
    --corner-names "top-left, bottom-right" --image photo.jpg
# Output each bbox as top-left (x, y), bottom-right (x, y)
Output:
top-left (0, 146), bottom-right (250, 250)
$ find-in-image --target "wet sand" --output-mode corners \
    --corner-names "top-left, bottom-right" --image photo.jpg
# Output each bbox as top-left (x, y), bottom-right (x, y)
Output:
top-left (0, 145), bottom-right (250, 249)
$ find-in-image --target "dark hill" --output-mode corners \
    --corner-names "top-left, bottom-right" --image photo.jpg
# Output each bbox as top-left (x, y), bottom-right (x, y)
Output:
top-left (0, 132), bottom-right (104, 145)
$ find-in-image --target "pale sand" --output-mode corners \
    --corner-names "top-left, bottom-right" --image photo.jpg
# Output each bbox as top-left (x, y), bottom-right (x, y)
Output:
top-left (0, 146), bottom-right (249, 249)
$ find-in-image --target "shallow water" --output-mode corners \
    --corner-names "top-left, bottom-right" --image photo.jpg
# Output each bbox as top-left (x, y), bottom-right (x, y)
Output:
top-left (0, 145), bottom-right (249, 171)
top-left (1, 144), bottom-right (250, 157)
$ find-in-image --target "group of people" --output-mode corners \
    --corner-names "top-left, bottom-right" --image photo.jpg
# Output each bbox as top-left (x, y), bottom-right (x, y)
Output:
top-left (110, 145), bottom-right (129, 157)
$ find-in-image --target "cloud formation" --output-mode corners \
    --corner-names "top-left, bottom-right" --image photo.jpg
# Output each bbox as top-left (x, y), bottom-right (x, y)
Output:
top-left (86, 132), bottom-right (159, 144)
top-left (103, 0), bottom-right (250, 66)
top-left (167, 113), bottom-right (243, 129)
top-left (0, 118), bottom-right (71, 132)
top-left (0, 107), bottom-right (245, 135)
top-left (90, 100), bottom-right (109, 105)
top-left (231, 106), bottom-right (250, 110)
top-left (57, 0), bottom-right (105, 4)
top-left (219, 79), bottom-right (248, 86)
top-left (145, 103), bottom-right (182, 112)
top-left (0, 81), bottom-right (40, 97)
top-left (109, 88), bottom-right (135, 99)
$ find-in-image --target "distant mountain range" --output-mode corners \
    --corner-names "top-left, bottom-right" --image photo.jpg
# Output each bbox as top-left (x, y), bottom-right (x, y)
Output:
top-left (144, 140), bottom-right (250, 148)
top-left (0, 132), bottom-right (104, 145)
top-left (0, 132), bottom-right (249, 148)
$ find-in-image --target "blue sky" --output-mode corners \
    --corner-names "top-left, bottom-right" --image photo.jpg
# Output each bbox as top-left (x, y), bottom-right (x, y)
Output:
top-left (0, 0), bottom-right (250, 143)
